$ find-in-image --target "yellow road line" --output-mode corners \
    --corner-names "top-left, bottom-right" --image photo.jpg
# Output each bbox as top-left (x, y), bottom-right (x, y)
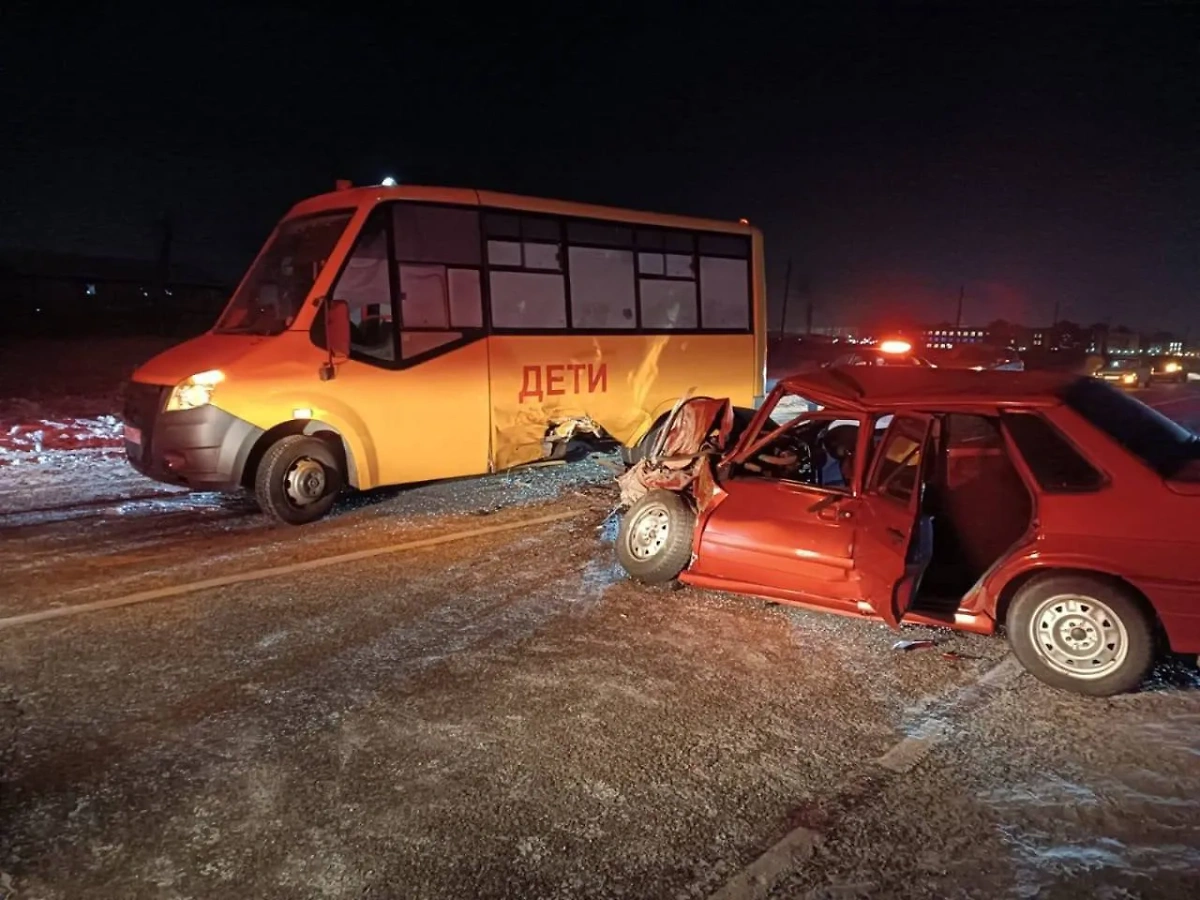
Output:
top-left (0, 510), bottom-right (583, 631)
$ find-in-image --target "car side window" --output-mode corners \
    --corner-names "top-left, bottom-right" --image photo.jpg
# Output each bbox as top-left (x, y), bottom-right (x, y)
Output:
top-left (871, 423), bottom-right (926, 505)
top-left (1001, 412), bottom-right (1104, 492)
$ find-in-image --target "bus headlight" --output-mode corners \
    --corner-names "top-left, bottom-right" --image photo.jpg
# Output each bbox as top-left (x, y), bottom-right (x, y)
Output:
top-left (1165, 362), bottom-right (1181, 373)
top-left (166, 369), bottom-right (225, 411)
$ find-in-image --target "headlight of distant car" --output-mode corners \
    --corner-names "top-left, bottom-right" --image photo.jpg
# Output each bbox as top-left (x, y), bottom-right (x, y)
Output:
top-left (1122, 372), bottom-right (1137, 384)
top-left (1165, 362), bottom-right (1181, 373)
top-left (166, 369), bottom-right (225, 411)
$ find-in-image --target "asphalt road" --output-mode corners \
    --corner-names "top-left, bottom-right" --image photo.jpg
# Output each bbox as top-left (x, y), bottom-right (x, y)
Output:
top-left (1, 385), bottom-right (1199, 899)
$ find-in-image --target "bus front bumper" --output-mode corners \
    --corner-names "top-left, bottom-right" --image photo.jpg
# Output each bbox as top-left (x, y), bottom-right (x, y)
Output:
top-left (122, 382), bottom-right (263, 492)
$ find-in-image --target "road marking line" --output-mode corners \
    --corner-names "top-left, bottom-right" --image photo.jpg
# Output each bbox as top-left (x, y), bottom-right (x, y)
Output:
top-left (876, 656), bottom-right (1022, 774)
top-left (0, 511), bottom-right (583, 631)
top-left (707, 824), bottom-right (823, 900)
top-left (706, 654), bottom-right (1023, 900)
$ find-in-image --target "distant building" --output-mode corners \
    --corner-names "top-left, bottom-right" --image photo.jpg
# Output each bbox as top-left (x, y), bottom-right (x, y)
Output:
top-left (1105, 328), bottom-right (1140, 355)
top-left (808, 324), bottom-right (862, 340)
top-left (1, 249), bottom-right (228, 336)
top-left (921, 325), bottom-right (989, 350)
top-left (1144, 331), bottom-right (1181, 356)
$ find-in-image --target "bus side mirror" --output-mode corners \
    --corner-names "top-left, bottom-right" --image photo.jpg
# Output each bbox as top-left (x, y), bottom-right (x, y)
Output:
top-left (327, 299), bottom-right (351, 358)
top-left (319, 299), bottom-right (351, 381)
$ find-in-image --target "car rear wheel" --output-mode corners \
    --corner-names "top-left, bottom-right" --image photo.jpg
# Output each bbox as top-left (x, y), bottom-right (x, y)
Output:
top-left (1006, 574), bottom-right (1155, 696)
top-left (616, 490), bottom-right (696, 583)
top-left (254, 434), bottom-right (342, 525)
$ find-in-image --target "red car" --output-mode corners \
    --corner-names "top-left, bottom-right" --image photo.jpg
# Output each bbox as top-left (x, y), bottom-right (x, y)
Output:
top-left (616, 367), bottom-right (1200, 696)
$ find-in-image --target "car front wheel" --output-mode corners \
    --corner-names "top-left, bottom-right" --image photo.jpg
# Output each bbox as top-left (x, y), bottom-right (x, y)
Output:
top-left (616, 490), bottom-right (696, 583)
top-left (1006, 574), bottom-right (1155, 696)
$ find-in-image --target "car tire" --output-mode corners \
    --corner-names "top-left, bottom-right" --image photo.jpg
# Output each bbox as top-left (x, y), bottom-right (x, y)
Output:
top-left (616, 490), bottom-right (696, 583)
top-left (254, 434), bottom-right (342, 525)
top-left (1005, 573), bottom-right (1155, 696)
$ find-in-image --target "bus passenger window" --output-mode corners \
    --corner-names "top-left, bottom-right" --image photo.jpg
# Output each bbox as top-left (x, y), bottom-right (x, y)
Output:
top-left (699, 256), bottom-right (749, 330)
top-left (569, 247), bottom-right (635, 328)
top-left (392, 205), bottom-right (480, 265)
top-left (400, 265), bottom-right (449, 328)
top-left (640, 280), bottom-right (697, 329)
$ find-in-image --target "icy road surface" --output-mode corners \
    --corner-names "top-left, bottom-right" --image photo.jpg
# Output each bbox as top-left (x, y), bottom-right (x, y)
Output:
top-left (0, 383), bottom-right (1198, 898)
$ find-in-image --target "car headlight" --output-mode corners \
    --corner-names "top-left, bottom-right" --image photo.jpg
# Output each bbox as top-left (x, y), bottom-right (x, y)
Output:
top-left (1165, 362), bottom-right (1181, 373)
top-left (166, 369), bottom-right (225, 411)
top-left (1122, 372), bottom-right (1137, 384)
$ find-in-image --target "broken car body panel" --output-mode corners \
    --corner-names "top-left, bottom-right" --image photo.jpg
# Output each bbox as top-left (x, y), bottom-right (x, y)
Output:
top-left (616, 396), bottom-right (733, 506)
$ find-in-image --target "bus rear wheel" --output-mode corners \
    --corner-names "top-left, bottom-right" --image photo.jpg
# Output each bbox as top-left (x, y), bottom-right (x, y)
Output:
top-left (254, 435), bottom-right (342, 525)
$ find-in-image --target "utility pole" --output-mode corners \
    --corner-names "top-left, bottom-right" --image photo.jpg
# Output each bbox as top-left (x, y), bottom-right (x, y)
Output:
top-left (954, 285), bottom-right (964, 330)
top-left (779, 258), bottom-right (792, 339)
top-left (154, 213), bottom-right (174, 335)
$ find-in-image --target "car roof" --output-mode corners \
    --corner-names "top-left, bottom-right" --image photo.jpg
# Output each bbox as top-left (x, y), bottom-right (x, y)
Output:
top-left (776, 366), bottom-right (1078, 411)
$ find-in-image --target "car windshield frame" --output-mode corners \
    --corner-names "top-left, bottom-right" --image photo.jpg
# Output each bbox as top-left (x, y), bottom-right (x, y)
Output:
top-left (1062, 377), bottom-right (1199, 479)
top-left (213, 209), bottom-right (354, 336)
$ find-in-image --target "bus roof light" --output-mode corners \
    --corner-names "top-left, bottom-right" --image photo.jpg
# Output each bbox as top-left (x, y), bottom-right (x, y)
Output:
top-left (879, 339), bottom-right (912, 355)
top-left (381, 176), bottom-right (398, 187)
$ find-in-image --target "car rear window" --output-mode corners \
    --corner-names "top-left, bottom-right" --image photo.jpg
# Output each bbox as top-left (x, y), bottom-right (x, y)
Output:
top-left (1062, 378), bottom-right (1200, 481)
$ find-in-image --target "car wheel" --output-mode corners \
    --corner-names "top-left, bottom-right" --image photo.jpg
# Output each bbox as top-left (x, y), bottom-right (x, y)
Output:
top-left (1006, 574), bottom-right (1155, 696)
top-left (616, 490), bottom-right (696, 583)
top-left (254, 434), bottom-right (342, 525)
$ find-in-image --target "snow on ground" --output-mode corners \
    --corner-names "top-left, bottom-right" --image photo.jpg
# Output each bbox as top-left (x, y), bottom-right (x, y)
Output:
top-left (0, 336), bottom-right (177, 506)
top-left (1, 413), bottom-right (125, 462)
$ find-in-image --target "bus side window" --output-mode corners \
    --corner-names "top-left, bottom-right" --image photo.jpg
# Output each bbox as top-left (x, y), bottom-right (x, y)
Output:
top-left (392, 203), bottom-right (485, 360)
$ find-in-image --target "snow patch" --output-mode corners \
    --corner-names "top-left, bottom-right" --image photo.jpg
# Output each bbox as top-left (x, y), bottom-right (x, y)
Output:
top-left (0, 415), bottom-right (125, 466)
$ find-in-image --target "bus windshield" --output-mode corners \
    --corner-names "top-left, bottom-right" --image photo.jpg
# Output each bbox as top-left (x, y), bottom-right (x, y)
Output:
top-left (214, 211), bottom-right (353, 336)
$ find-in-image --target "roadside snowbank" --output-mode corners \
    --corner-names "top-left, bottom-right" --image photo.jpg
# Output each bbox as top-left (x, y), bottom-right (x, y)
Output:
top-left (0, 336), bottom-right (171, 469)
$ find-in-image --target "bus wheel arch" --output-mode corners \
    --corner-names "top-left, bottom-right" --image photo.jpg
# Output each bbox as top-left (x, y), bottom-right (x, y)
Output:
top-left (241, 420), bottom-right (357, 493)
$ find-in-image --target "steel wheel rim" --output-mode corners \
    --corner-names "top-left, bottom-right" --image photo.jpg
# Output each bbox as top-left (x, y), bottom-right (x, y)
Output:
top-left (626, 503), bottom-right (671, 560)
top-left (1028, 593), bottom-right (1129, 679)
top-left (284, 457), bottom-right (327, 507)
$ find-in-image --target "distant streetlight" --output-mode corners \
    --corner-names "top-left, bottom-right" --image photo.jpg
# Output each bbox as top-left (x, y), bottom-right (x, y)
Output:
top-left (381, 176), bottom-right (398, 186)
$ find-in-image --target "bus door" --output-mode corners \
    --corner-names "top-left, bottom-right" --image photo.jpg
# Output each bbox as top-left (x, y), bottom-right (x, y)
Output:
top-left (328, 204), bottom-right (492, 486)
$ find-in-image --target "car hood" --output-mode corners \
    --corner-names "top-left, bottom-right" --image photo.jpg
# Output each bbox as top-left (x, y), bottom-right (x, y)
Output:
top-left (653, 397), bottom-right (736, 459)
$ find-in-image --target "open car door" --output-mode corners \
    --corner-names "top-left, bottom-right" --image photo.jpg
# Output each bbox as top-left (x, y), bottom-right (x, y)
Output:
top-left (854, 412), bottom-right (934, 628)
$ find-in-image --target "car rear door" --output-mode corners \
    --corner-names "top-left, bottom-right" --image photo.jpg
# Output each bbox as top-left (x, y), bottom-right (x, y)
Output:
top-left (854, 413), bottom-right (935, 628)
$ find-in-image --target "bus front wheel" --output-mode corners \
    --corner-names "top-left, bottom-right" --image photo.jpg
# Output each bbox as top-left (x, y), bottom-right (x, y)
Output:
top-left (254, 434), bottom-right (342, 525)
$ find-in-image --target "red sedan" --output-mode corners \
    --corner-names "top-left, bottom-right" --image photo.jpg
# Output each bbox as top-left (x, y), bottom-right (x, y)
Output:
top-left (616, 367), bottom-right (1200, 696)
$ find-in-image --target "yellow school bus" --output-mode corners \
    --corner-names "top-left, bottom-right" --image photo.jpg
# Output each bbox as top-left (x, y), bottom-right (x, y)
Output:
top-left (123, 184), bottom-right (767, 523)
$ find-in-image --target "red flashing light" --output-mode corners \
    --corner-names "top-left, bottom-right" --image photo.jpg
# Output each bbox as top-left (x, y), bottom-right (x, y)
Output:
top-left (879, 339), bottom-right (912, 355)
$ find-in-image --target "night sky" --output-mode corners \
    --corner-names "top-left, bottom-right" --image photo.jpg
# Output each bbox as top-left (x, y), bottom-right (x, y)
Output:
top-left (3, 3), bottom-right (1197, 333)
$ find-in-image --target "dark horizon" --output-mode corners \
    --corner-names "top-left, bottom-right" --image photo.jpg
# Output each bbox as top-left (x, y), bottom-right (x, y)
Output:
top-left (3, 4), bottom-right (1197, 333)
